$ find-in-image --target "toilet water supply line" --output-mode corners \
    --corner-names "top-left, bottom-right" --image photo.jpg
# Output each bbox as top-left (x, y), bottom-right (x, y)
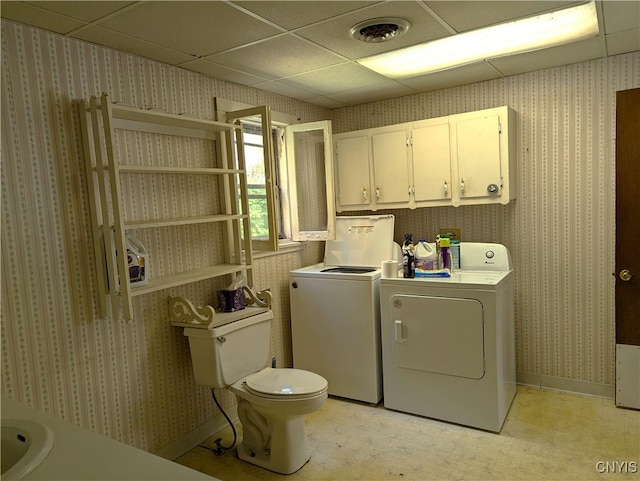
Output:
top-left (204, 359), bottom-right (277, 457)
top-left (208, 389), bottom-right (237, 456)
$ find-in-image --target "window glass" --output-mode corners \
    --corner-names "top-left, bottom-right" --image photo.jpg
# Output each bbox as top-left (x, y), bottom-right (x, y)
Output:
top-left (242, 123), bottom-right (270, 240)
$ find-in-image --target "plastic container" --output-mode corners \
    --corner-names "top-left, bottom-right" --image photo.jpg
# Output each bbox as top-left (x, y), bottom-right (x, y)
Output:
top-left (451, 240), bottom-right (461, 271)
top-left (439, 236), bottom-right (452, 270)
top-left (415, 240), bottom-right (437, 270)
top-left (126, 235), bottom-right (148, 287)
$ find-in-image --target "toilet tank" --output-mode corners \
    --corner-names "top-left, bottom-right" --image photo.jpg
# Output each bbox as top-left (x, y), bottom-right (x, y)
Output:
top-left (182, 309), bottom-right (273, 388)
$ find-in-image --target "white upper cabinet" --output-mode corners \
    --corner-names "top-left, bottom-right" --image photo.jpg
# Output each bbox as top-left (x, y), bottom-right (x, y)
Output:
top-left (371, 126), bottom-right (412, 206)
top-left (335, 133), bottom-right (372, 210)
top-left (333, 106), bottom-right (516, 211)
top-left (411, 117), bottom-right (452, 206)
top-left (450, 107), bottom-right (515, 206)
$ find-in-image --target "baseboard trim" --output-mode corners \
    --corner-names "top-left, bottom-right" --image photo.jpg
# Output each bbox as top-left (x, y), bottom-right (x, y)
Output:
top-left (517, 372), bottom-right (614, 399)
top-left (155, 408), bottom-right (239, 461)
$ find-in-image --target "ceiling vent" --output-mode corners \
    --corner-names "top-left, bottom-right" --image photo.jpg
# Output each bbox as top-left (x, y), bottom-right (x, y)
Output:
top-left (350, 18), bottom-right (410, 43)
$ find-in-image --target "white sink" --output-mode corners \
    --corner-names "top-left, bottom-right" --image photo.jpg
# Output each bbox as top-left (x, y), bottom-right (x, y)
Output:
top-left (1, 419), bottom-right (54, 480)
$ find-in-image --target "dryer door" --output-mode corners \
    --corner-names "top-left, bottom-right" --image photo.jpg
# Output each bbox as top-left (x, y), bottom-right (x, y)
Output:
top-left (390, 294), bottom-right (485, 379)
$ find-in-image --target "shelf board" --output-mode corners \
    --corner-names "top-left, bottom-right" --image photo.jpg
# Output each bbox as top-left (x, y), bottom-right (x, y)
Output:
top-left (111, 103), bottom-right (240, 133)
top-left (130, 264), bottom-right (252, 296)
top-left (124, 213), bottom-right (248, 230)
top-left (118, 165), bottom-right (243, 175)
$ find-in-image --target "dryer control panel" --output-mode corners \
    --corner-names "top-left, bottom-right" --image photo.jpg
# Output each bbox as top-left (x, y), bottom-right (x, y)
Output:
top-left (459, 242), bottom-right (512, 271)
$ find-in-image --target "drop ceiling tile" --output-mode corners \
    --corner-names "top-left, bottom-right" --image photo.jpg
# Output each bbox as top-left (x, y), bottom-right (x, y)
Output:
top-left (398, 62), bottom-right (502, 93)
top-left (278, 62), bottom-right (388, 95)
top-left (252, 80), bottom-right (317, 100)
top-left (605, 29), bottom-right (640, 56)
top-left (296, 2), bottom-right (451, 60)
top-left (489, 36), bottom-right (607, 76)
top-left (72, 26), bottom-right (194, 65)
top-left (1, 2), bottom-right (85, 34)
top-left (327, 81), bottom-right (418, 105)
top-left (180, 59), bottom-right (268, 85)
top-left (205, 34), bottom-right (346, 80)
top-left (425, 1), bottom-right (576, 33)
top-left (601, 0), bottom-right (640, 34)
top-left (28, 1), bottom-right (135, 23)
top-left (96, 1), bottom-right (283, 57)
top-left (304, 95), bottom-right (350, 109)
top-left (231, 1), bottom-right (380, 30)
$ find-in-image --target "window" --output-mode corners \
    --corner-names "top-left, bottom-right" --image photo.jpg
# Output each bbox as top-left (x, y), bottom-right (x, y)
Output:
top-left (284, 121), bottom-right (335, 241)
top-left (217, 99), bottom-right (334, 252)
top-left (241, 122), bottom-right (281, 240)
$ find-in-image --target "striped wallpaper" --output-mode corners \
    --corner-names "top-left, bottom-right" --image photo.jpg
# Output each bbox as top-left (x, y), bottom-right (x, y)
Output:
top-left (333, 55), bottom-right (640, 394)
top-left (1, 20), bottom-right (326, 454)
top-left (2, 18), bottom-right (639, 456)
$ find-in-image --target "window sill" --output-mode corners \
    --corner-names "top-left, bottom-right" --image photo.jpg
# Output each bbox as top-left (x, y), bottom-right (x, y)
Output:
top-left (253, 240), bottom-right (304, 259)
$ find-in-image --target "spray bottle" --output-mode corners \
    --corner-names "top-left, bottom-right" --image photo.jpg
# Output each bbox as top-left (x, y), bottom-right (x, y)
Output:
top-left (402, 234), bottom-right (415, 278)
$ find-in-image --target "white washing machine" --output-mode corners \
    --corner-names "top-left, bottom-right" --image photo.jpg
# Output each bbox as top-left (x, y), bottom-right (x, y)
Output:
top-left (289, 215), bottom-right (395, 404)
top-left (380, 243), bottom-right (516, 432)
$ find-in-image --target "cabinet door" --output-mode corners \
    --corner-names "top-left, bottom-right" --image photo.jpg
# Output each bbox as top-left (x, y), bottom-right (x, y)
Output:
top-left (335, 135), bottom-right (371, 210)
top-left (454, 114), bottom-right (502, 201)
top-left (412, 119), bottom-right (451, 203)
top-left (372, 128), bottom-right (410, 205)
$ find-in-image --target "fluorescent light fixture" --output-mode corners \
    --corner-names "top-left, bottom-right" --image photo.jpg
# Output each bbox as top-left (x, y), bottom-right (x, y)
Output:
top-left (357, 1), bottom-right (599, 79)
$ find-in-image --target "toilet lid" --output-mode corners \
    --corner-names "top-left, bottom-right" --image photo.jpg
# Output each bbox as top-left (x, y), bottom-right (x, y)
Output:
top-left (245, 368), bottom-right (327, 396)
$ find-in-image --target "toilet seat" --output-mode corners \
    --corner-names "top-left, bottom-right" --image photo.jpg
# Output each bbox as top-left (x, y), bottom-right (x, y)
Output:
top-left (244, 368), bottom-right (328, 399)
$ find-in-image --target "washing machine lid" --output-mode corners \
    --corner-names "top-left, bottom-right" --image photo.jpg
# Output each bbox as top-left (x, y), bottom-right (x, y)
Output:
top-left (324, 215), bottom-right (395, 268)
top-left (290, 262), bottom-right (382, 280)
top-left (245, 368), bottom-right (328, 396)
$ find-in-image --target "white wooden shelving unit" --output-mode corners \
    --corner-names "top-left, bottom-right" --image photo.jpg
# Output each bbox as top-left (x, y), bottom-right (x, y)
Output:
top-left (78, 93), bottom-right (255, 322)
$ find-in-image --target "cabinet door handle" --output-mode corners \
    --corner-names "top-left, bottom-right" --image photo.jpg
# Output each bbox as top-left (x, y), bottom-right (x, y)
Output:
top-left (376, 187), bottom-right (380, 200)
top-left (443, 180), bottom-right (448, 196)
top-left (460, 179), bottom-right (465, 195)
top-left (362, 187), bottom-right (368, 202)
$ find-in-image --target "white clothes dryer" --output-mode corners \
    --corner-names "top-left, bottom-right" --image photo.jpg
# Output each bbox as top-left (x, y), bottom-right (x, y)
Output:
top-left (290, 215), bottom-right (395, 404)
top-left (380, 243), bottom-right (516, 432)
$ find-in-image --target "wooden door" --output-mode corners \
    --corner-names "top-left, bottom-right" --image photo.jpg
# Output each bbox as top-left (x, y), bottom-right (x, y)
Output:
top-left (615, 88), bottom-right (640, 346)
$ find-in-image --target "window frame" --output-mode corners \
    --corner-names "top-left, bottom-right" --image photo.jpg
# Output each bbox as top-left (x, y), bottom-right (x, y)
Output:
top-left (284, 121), bottom-right (335, 241)
top-left (216, 98), bottom-right (334, 252)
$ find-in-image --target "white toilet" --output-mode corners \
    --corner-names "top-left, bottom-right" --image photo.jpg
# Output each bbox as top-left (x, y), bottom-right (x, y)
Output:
top-left (181, 309), bottom-right (328, 475)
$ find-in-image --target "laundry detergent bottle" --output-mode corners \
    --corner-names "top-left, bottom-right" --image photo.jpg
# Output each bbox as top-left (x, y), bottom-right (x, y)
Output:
top-left (415, 240), bottom-right (437, 270)
top-left (126, 234), bottom-right (149, 287)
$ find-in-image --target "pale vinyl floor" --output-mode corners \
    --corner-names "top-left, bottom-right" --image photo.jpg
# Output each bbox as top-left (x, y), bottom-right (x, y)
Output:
top-left (175, 386), bottom-right (639, 481)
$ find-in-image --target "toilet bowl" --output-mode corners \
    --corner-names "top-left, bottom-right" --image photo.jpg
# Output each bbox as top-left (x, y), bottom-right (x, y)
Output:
top-left (179, 308), bottom-right (328, 475)
top-left (230, 367), bottom-right (327, 473)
